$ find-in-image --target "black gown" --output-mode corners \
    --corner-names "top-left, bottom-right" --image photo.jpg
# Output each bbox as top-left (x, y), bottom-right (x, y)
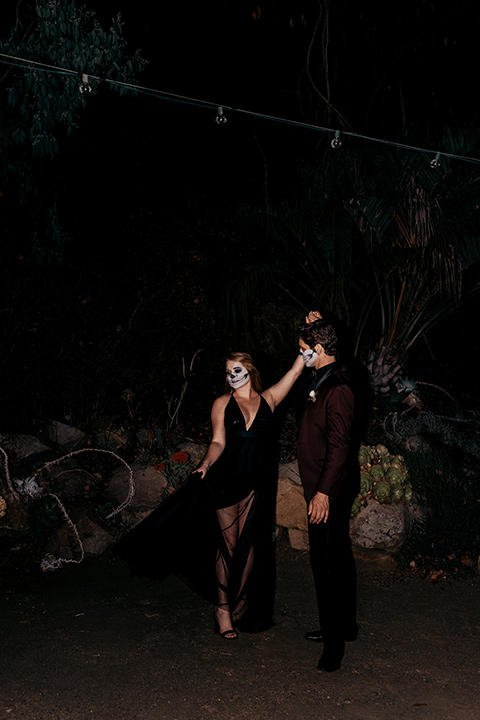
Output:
top-left (115, 393), bottom-right (278, 632)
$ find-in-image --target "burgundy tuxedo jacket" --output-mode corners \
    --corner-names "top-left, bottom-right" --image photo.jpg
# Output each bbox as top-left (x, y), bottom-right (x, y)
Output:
top-left (297, 364), bottom-right (355, 503)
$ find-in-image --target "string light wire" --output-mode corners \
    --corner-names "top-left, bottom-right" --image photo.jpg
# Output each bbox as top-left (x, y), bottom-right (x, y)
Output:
top-left (1, 50), bottom-right (480, 166)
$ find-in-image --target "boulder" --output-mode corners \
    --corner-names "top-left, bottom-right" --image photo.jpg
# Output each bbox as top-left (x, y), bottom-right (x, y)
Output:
top-left (0, 492), bottom-right (30, 538)
top-left (75, 512), bottom-right (116, 557)
top-left (278, 460), bottom-right (303, 487)
top-left (406, 497), bottom-right (426, 526)
top-left (178, 441), bottom-right (207, 467)
top-left (42, 509), bottom-right (117, 560)
top-left (276, 475), bottom-right (307, 532)
top-left (105, 462), bottom-right (167, 509)
top-left (114, 506), bottom-right (153, 531)
top-left (349, 499), bottom-right (410, 553)
top-left (276, 460), bottom-right (309, 551)
top-left (39, 457), bottom-right (100, 500)
top-left (404, 434), bottom-right (429, 452)
top-left (91, 426), bottom-right (129, 452)
top-left (288, 528), bottom-right (309, 551)
top-left (44, 420), bottom-right (86, 452)
top-left (0, 433), bottom-right (50, 464)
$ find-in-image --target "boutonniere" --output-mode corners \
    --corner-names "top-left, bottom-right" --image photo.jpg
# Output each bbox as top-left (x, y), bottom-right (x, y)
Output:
top-left (309, 390), bottom-right (317, 402)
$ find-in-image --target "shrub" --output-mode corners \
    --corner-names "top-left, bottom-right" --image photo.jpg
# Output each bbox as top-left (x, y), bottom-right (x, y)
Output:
top-left (398, 440), bottom-right (480, 575)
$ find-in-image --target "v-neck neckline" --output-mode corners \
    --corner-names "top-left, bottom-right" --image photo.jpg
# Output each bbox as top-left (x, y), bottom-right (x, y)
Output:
top-left (232, 394), bottom-right (263, 431)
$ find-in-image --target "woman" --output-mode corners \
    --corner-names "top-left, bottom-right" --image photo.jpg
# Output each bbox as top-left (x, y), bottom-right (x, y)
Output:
top-left (196, 351), bottom-right (304, 638)
top-left (115, 350), bottom-right (304, 639)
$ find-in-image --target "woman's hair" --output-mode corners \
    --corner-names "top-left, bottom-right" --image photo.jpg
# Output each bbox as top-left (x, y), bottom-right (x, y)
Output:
top-left (299, 320), bottom-right (338, 357)
top-left (226, 352), bottom-right (262, 393)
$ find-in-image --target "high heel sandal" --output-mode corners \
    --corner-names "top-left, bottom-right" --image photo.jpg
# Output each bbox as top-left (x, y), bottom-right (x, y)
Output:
top-left (213, 611), bottom-right (238, 639)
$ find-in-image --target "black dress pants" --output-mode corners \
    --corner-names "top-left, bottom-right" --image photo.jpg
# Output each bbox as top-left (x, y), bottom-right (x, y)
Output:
top-left (307, 497), bottom-right (357, 644)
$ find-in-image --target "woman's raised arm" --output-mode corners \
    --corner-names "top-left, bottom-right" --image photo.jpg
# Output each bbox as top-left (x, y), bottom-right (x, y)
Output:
top-left (262, 353), bottom-right (305, 409)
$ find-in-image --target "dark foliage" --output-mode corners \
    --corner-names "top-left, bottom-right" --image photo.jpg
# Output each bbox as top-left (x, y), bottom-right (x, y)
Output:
top-left (398, 429), bottom-right (480, 576)
top-left (28, 495), bottom-right (64, 541)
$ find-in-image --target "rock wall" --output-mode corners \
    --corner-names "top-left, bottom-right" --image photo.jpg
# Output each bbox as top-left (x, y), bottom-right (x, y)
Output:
top-left (276, 459), bottom-right (410, 553)
top-left (1, 431), bottom-right (411, 565)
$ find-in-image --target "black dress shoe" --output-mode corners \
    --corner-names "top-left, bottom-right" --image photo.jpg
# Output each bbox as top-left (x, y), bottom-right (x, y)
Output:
top-left (317, 642), bottom-right (345, 673)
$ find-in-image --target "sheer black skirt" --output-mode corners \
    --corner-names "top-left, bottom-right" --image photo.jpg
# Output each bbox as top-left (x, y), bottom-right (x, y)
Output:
top-left (114, 469), bottom-right (277, 632)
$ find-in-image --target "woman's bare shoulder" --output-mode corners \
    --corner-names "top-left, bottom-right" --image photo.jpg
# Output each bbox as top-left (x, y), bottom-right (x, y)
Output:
top-left (210, 394), bottom-right (231, 428)
top-left (212, 394), bottom-right (231, 411)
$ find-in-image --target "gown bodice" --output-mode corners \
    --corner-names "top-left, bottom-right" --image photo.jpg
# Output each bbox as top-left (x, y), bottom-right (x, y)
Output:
top-left (205, 394), bottom-right (275, 509)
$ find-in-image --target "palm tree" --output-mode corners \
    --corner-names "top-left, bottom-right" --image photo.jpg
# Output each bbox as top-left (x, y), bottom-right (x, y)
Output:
top-left (227, 128), bottom-right (480, 394)
top-left (351, 127), bottom-right (480, 393)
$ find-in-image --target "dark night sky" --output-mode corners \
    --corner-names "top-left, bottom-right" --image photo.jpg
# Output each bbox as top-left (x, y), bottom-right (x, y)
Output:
top-left (103, 0), bottom-right (480, 130)
top-left (84, 1), bottom-right (480, 210)
top-left (3, 0), bottom-right (480, 214)
top-left (103, 1), bottom-right (480, 119)
top-left (35, 1), bottom-right (474, 244)
top-left (2, 0), bottom-right (480, 271)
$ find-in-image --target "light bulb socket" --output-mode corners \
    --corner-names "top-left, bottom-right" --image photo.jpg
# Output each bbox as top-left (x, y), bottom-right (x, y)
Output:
top-left (78, 73), bottom-right (92, 96)
top-left (215, 106), bottom-right (227, 125)
top-left (331, 130), bottom-right (342, 149)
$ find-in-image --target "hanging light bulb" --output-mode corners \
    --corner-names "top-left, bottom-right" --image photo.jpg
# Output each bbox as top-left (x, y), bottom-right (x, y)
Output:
top-left (331, 130), bottom-right (342, 149)
top-left (215, 106), bottom-right (227, 125)
top-left (78, 73), bottom-right (92, 96)
top-left (430, 152), bottom-right (441, 169)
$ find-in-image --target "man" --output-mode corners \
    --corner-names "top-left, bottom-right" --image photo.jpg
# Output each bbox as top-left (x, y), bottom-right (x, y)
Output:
top-left (296, 315), bottom-right (359, 672)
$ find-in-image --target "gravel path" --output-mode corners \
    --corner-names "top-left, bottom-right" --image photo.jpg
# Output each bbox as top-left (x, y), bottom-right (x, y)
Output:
top-left (1, 537), bottom-right (479, 720)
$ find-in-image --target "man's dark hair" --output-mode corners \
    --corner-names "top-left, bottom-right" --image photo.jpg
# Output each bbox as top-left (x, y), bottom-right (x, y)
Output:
top-left (299, 320), bottom-right (338, 356)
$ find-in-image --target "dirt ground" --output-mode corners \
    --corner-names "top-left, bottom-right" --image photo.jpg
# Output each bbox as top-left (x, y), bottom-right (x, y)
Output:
top-left (1, 535), bottom-right (479, 720)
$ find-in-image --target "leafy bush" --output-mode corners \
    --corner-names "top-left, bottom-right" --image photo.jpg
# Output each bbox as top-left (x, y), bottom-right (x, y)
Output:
top-left (398, 437), bottom-right (480, 576)
top-left (0, 0), bottom-right (144, 166)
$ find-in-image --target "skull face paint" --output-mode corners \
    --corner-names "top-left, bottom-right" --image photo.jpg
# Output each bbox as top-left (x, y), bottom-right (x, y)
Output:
top-left (227, 363), bottom-right (250, 389)
top-left (299, 348), bottom-right (318, 368)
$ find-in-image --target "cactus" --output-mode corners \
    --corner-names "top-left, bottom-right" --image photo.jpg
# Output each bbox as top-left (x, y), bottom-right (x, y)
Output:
top-left (352, 444), bottom-right (411, 516)
top-left (374, 479), bottom-right (391, 502)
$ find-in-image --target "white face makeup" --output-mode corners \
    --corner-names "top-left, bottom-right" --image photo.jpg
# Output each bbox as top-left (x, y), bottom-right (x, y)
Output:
top-left (299, 348), bottom-right (318, 368)
top-left (227, 362), bottom-right (250, 389)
